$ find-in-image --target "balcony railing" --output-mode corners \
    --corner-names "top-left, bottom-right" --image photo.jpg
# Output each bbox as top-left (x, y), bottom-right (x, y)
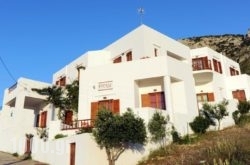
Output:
top-left (61, 119), bottom-right (94, 130)
top-left (8, 83), bottom-right (17, 93)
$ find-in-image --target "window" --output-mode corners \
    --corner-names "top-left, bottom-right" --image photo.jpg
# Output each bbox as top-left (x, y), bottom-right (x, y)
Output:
top-left (141, 92), bottom-right (166, 109)
top-left (126, 51), bottom-right (132, 61)
top-left (232, 90), bottom-right (246, 101)
top-left (56, 76), bottom-right (66, 86)
top-left (91, 99), bottom-right (120, 120)
top-left (213, 59), bottom-right (222, 73)
top-left (154, 48), bottom-right (158, 57)
top-left (230, 67), bottom-right (239, 76)
top-left (113, 56), bottom-right (122, 63)
top-left (197, 93), bottom-right (214, 102)
top-left (192, 57), bottom-right (211, 70)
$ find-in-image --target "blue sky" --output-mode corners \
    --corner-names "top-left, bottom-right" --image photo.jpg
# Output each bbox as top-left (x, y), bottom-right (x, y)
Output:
top-left (0, 0), bottom-right (250, 107)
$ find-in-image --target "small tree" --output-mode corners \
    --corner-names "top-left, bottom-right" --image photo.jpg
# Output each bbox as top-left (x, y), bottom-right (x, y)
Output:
top-left (201, 99), bottom-right (229, 130)
top-left (148, 112), bottom-right (169, 147)
top-left (189, 116), bottom-right (210, 134)
top-left (93, 109), bottom-right (147, 165)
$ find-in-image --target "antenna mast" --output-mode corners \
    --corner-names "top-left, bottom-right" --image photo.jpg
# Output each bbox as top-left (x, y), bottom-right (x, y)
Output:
top-left (137, 7), bottom-right (145, 25)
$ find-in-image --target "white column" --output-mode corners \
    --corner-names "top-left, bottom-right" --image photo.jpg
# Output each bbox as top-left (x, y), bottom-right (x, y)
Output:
top-left (163, 76), bottom-right (174, 123)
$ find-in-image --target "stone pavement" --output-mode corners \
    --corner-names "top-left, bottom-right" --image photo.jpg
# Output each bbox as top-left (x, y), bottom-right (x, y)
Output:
top-left (0, 152), bottom-right (48, 165)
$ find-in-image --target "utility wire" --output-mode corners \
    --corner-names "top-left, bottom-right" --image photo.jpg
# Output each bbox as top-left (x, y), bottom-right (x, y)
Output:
top-left (0, 56), bottom-right (16, 83)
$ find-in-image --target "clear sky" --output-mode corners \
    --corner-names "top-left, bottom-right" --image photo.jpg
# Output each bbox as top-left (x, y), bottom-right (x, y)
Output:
top-left (0, 0), bottom-right (249, 107)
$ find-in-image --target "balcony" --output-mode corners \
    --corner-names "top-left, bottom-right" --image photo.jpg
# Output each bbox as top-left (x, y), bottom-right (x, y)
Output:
top-left (192, 59), bottom-right (213, 85)
top-left (61, 119), bottom-right (94, 130)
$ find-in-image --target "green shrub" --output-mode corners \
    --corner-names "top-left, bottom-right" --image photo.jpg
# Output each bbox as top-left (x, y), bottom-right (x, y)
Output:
top-left (54, 133), bottom-right (67, 139)
top-left (237, 101), bottom-right (250, 114)
top-left (171, 127), bottom-right (181, 143)
top-left (189, 116), bottom-right (210, 134)
top-left (12, 152), bottom-right (18, 157)
top-left (232, 110), bottom-right (240, 124)
top-left (238, 114), bottom-right (250, 126)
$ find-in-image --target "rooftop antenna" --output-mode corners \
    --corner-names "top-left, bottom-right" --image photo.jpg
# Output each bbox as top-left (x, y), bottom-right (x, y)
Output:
top-left (137, 7), bottom-right (145, 25)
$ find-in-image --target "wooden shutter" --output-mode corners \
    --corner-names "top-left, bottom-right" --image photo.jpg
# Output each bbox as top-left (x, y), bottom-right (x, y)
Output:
top-left (141, 94), bottom-right (150, 107)
top-left (112, 99), bottom-right (120, 114)
top-left (36, 114), bottom-right (40, 127)
top-left (233, 90), bottom-right (246, 101)
top-left (213, 59), bottom-right (218, 72)
top-left (218, 62), bottom-right (222, 73)
top-left (207, 93), bottom-right (215, 102)
top-left (202, 57), bottom-right (208, 69)
top-left (60, 77), bottom-right (66, 86)
top-left (113, 56), bottom-right (122, 63)
top-left (91, 102), bottom-right (99, 120)
top-left (65, 111), bottom-right (73, 125)
top-left (40, 111), bottom-right (47, 128)
top-left (126, 51), bottom-right (132, 61)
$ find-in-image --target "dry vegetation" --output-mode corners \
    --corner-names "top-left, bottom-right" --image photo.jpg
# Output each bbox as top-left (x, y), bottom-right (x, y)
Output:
top-left (138, 123), bottom-right (250, 165)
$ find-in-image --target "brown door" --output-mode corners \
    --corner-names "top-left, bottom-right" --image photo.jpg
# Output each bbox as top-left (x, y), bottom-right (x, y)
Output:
top-left (25, 138), bottom-right (31, 153)
top-left (70, 143), bottom-right (76, 165)
top-left (65, 111), bottom-right (73, 125)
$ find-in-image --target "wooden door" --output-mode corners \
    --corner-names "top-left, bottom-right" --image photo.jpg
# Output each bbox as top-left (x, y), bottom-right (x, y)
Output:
top-left (70, 143), bottom-right (76, 165)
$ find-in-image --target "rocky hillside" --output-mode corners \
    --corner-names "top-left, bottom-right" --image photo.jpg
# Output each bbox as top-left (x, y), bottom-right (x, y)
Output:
top-left (179, 34), bottom-right (250, 74)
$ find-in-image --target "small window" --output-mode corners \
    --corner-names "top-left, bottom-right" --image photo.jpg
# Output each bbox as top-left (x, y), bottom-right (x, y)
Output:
top-left (230, 67), bottom-right (239, 76)
top-left (213, 59), bottom-right (223, 74)
top-left (126, 51), bottom-right (132, 61)
top-left (232, 90), bottom-right (246, 101)
top-left (154, 48), bottom-right (158, 57)
top-left (113, 56), bottom-right (122, 63)
top-left (56, 76), bottom-right (66, 86)
top-left (197, 93), bottom-right (214, 102)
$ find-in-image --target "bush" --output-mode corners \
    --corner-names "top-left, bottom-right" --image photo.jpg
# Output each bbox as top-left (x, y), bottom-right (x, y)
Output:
top-left (232, 110), bottom-right (240, 124)
top-left (54, 134), bottom-right (67, 139)
top-left (238, 114), bottom-right (250, 126)
top-left (237, 101), bottom-right (250, 114)
top-left (189, 116), bottom-right (210, 134)
top-left (171, 127), bottom-right (181, 143)
top-left (12, 152), bottom-right (18, 157)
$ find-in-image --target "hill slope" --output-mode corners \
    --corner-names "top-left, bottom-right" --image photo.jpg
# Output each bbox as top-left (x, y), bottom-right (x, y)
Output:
top-left (179, 34), bottom-right (250, 74)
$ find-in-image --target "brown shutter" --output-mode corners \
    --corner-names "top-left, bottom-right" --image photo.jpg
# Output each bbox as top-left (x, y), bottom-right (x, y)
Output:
top-left (141, 94), bottom-right (150, 107)
top-left (126, 51), bottom-right (132, 61)
top-left (207, 93), bottom-right (215, 102)
top-left (113, 56), bottom-right (122, 63)
top-left (239, 90), bottom-right (246, 101)
top-left (65, 111), bottom-right (73, 125)
top-left (36, 114), bottom-right (40, 127)
top-left (113, 99), bottom-right (120, 114)
top-left (218, 62), bottom-right (222, 73)
top-left (91, 102), bottom-right (99, 120)
top-left (203, 57), bottom-right (208, 69)
top-left (213, 59), bottom-right (218, 72)
top-left (232, 90), bottom-right (246, 101)
top-left (40, 111), bottom-right (47, 128)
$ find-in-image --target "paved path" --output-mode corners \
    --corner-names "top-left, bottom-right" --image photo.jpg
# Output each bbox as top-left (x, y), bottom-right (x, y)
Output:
top-left (0, 152), bottom-right (48, 165)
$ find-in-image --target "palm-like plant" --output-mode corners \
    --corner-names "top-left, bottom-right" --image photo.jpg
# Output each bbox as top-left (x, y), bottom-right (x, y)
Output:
top-left (32, 80), bottom-right (79, 120)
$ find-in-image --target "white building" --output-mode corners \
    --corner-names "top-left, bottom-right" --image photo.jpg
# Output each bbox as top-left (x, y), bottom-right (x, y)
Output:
top-left (0, 25), bottom-right (249, 165)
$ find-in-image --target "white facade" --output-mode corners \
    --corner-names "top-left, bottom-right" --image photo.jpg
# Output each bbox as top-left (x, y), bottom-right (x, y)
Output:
top-left (0, 77), bottom-right (50, 155)
top-left (0, 25), bottom-right (250, 165)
